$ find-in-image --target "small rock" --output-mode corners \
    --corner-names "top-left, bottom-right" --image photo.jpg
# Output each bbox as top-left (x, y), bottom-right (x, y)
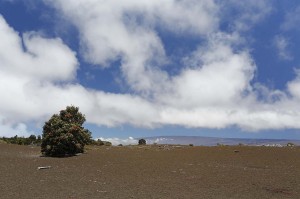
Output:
top-left (37, 166), bottom-right (51, 170)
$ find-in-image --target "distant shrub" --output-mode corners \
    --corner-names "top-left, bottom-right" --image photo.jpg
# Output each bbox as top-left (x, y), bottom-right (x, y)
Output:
top-left (118, 144), bottom-right (123, 146)
top-left (41, 106), bottom-right (92, 157)
top-left (89, 139), bottom-right (112, 147)
top-left (29, 134), bottom-right (36, 141)
top-left (189, 144), bottom-right (194, 147)
top-left (90, 139), bottom-right (104, 146)
top-left (104, 141), bottom-right (112, 146)
top-left (138, 139), bottom-right (146, 145)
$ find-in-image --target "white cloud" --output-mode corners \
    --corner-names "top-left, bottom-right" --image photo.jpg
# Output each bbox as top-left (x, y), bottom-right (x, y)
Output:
top-left (2, 1), bottom-right (300, 137)
top-left (159, 36), bottom-right (254, 109)
top-left (273, 35), bottom-right (293, 61)
top-left (146, 137), bottom-right (174, 145)
top-left (0, 14), bottom-right (160, 136)
top-left (44, 0), bottom-right (218, 93)
top-left (287, 69), bottom-right (300, 100)
top-left (97, 137), bottom-right (137, 146)
top-left (0, 120), bottom-right (33, 138)
top-left (0, 14), bottom-right (78, 126)
top-left (0, 17), bottom-right (78, 82)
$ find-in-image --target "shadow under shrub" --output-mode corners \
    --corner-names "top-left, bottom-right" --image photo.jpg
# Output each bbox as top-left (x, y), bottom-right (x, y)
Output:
top-left (41, 106), bottom-right (91, 157)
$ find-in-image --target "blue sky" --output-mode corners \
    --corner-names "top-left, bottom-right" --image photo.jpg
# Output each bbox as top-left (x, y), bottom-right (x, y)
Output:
top-left (1, 0), bottom-right (300, 142)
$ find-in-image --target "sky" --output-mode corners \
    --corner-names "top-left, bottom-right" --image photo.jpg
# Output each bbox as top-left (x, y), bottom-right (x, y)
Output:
top-left (1, 0), bottom-right (300, 143)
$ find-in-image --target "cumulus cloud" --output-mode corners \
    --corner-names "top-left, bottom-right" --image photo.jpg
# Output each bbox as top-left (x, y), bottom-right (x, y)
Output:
top-left (0, 15), bottom-right (78, 136)
top-left (159, 35), bottom-right (255, 108)
top-left (0, 122), bottom-right (33, 138)
top-left (2, 1), bottom-right (300, 137)
top-left (0, 18), bottom-right (78, 82)
top-left (44, 0), bottom-right (218, 94)
top-left (0, 14), bottom-right (160, 136)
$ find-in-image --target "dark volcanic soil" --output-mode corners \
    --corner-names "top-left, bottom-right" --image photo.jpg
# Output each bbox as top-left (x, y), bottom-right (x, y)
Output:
top-left (0, 143), bottom-right (299, 199)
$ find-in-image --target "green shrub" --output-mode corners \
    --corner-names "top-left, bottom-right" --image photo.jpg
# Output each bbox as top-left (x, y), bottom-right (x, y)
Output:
top-left (104, 141), bottom-right (112, 146)
top-left (90, 139), bottom-right (104, 146)
top-left (89, 139), bottom-right (112, 146)
top-left (41, 106), bottom-right (92, 157)
top-left (28, 135), bottom-right (36, 143)
top-left (138, 139), bottom-right (146, 145)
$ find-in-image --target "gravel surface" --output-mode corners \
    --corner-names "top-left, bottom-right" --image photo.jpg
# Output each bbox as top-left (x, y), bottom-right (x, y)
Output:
top-left (0, 143), bottom-right (299, 199)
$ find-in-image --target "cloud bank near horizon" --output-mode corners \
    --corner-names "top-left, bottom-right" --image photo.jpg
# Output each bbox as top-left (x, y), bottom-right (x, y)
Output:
top-left (97, 137), bottom-right (138, 146)
top-left (1, 1), bottom-right (300, 136)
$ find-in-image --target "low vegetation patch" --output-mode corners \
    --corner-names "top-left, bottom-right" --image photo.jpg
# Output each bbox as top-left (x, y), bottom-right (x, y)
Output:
top-left (89, 139), bottom-right (112, 146)
top-left (0, 135), bottom-right (41, 145)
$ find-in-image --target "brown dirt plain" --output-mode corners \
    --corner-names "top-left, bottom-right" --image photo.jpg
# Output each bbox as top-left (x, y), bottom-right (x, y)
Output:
top-left (0, 143), bottom-right (299, 199)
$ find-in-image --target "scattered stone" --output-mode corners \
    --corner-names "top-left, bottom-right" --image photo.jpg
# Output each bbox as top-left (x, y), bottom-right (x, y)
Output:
top-left (37, 166), bottom-right (51, 170)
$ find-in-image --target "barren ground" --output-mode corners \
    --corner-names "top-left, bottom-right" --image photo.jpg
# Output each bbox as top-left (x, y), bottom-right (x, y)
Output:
top-left (0, 143), bottom-right (299, 199)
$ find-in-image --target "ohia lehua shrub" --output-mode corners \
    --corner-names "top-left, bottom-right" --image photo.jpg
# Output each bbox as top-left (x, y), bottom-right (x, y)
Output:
top-left (138, 138), bottom-right (146, 145)
top-left (41, 106), bottom-right (91, 157)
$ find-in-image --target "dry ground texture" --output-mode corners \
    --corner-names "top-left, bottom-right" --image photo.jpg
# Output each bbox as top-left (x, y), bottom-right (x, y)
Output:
top-left (0, 143), bottom-right (299, 199)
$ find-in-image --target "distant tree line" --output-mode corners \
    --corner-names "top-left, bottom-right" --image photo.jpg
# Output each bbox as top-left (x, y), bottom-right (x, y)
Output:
top-left (0, 134), bottom-right (113, 147)
top-left (0, 135), bottom-right (42, 145)
top-left (89, 139), bottom-right (112, 146)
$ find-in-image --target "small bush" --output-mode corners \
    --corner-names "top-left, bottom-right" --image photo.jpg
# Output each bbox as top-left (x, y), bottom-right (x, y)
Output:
top-left (41, 106), bottom-right (92, 157)
top-left (89, 139), bottom-right (112, 146)
top-left (93, 139), bottom-right (104, 146)
top-left (103, 141), bottom-right (112, 146)
top-left (138, 139), bottom-right (146, 145)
